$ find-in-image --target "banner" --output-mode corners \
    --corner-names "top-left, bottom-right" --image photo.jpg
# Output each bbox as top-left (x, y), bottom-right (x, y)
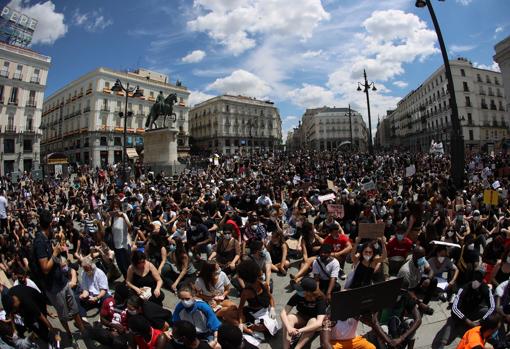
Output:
top-left (358, 223), bottom-right (385, 239)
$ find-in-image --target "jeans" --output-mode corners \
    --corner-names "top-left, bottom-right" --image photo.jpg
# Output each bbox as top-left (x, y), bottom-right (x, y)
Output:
top-left (114, 247), bottom-right (130, 278)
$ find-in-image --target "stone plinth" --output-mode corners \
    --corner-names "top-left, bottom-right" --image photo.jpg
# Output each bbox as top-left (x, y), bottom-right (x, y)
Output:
top-left (143, 127), bottom-right (182, 174)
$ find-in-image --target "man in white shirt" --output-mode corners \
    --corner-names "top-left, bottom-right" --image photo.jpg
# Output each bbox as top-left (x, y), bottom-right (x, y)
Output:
top-left (0, 188), bottom-right (7, 234)
top-left (79, 257), bottom-right (109, 312)
top-left (313, 244), bottom-right (341, 301)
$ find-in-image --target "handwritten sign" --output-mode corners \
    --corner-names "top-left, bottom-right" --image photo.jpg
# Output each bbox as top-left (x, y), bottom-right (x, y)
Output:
top-left (483, 189), bottom-right (499, 206)
top-left (327, 180), bottom-right (338, 193)
top-left (358, 223), bottom-right (385, 239)
top-left (318, 193), bottom-right (336, 203)
top-left (327, 204), bottom-right (344, 219)
top-left (362, 180), bottom-right (376, 192)
top-left (405, 165), bottom-right (416, 177)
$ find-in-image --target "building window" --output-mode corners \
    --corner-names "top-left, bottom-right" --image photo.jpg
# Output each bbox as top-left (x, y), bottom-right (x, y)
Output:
top-left (463, 82), bottom-right (469, 92)
top-left (9, 87), bottom-right (18, 104)
top-left (465, 96), bottom-right (471, 107)
top-left (467, 113), bottom-right (472, 124)
top-left (0, 62), bottom-right (9, 78)
top-left (469, 130), bottom-right (473, 141)
top-left (477, 74), bottom-right (482, 82)
top-left (460, 69), bottom-right (465, 77)
top-left (84, 138), bottom-right (89, 147)
top-left (100, 137), bottom-right (107, 146)
top-left (3, 139), bottom-right (14, 153)
top-left (27, 118), bottom-right (33, 131)
top-left (23, 139), bottom-right (32, 153)
top-left (114, 137), bottom-right (122, 146)
top-left (104, 81), bottom-right (110, 89)
top-left (495, 77), bottom-right (499, 85)
top-left (0, 85), bottom-right (3, 103)
top-left (28, 90), bottom-right (36, 107)
top-left (13, 64), bottom-right (22, 80)
top-left (31, 69), bottom-right (40, 84)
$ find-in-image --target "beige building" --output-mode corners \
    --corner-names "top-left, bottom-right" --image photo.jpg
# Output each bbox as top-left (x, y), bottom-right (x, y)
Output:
top-left (189, 95), bottom-right (282, 154)
top-left (495, 35), bottom-right (510, 117)
top-left (41, 68), bottom-right (190, 168)
top-left (379, 58), bottom-right (508, 152)
top-left (299, 107), bottom-right (369, 151)
top-left (0, 42), bottom-right (50, 175)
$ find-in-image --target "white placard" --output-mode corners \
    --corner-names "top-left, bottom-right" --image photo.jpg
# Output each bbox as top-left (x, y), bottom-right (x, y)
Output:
top-left (405, 165), bottom-right (416, 177)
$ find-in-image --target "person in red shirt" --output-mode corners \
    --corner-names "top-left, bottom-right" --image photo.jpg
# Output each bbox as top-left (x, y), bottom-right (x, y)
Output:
top-left (128, 314), bottom-right (164, 349)
top-left (323, 224), bottom-right (352, 279)
top-left (386, 230), bottom-right (414, 276)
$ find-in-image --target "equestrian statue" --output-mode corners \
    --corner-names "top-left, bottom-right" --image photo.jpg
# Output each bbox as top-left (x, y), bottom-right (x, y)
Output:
top-left (145, 91), bottom-right (178, 129)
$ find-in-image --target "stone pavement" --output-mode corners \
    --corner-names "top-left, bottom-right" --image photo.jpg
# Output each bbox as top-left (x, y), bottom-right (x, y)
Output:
top-left (48, 257), bottom-right (461, 349)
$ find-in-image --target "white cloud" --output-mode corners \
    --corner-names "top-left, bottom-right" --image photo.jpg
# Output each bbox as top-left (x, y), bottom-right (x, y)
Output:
top-left (73, 9), bottom-right (113, 32)
top-left (450, 44), bottom-right (476, 54)
top-left (473, 61), bottom-right (501, 72)
top-left (7, 0), bottom-right (67, 45)
top-left (285, 115), bottom-right (297, 121)
top-left (456, 0), bottom-right (473, 5)
top-left (495, 26), bottom-right (503, 34)
top-left (188, 0), bottom-right (330, 55)
top-left (182, 50), bottom-right (206, 63)
top-left (393, 81), bottom-right (408, 88)
top-left (288, 84), bottom-right (337, 108)
top-left (302, 50), bottom-right (323, 58)
top-left (188, 90), bottom-right (215, 107)
top-left (206, 69), bottom-right (271, 98)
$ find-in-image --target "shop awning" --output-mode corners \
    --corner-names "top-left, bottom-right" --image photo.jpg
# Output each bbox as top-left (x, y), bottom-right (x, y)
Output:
top-left (126, 148), bottom-right (138, 159)
top-left (46, 152), bottom-right (68, 165)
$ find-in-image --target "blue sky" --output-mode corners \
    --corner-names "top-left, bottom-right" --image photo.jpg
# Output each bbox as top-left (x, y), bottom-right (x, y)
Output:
top-left (7, 0), bottom-right (510, 139)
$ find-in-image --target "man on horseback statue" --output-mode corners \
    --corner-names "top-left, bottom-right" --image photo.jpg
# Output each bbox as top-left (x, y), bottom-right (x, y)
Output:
top-left (145, 91), bottom-right (178, 129)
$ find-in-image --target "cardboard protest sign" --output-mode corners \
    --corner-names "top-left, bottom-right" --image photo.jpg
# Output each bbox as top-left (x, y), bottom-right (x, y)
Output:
top-left (327, 180), bottom-right (338, 193)
top-left (327, 204), bottom-right (344, 219)
top-left (362, 180), bottom-right (376, 192)
top-left (318, 193), bottom-right (336, 203)
top-left (483, 189), bottom-right (499, 206)
top-left (492, 181), bottom-right (501, 189)
top-left (405, 165), bottom-right (416, 177)
top-left (358, 223), bottom-right (385, 239)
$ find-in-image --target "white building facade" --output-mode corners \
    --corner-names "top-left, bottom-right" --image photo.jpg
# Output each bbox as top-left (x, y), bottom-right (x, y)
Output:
top-left (380, 58), bottom-right (508, 153)
top-left (41, 68), bottom-right (190, 168)
top-left (189, 95), bottom-right (282, 155)
top-left (0, 42), bottom-right (50, 175)
top-left (495, 35), bottom-right (510, 117)
top-left (300, 107), bottom-right (369, 152)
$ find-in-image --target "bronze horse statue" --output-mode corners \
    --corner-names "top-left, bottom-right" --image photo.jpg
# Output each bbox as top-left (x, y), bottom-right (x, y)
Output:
top-left (145, 92), bottom-right (178, 129)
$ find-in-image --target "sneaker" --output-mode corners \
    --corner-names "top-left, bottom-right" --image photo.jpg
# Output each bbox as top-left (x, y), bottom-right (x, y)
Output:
top-left (339, 270), bottom-right (346, 281)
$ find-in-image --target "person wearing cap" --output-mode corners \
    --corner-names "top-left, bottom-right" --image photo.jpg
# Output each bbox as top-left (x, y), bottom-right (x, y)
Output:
top-left (432, 270), bottom-right (495, 349)
top-left (323, 223), bottom-right (352, 280)
top-left (281, 277), bottom-right (327, 349)
top-left (312, 244), bottom-right (341, 302)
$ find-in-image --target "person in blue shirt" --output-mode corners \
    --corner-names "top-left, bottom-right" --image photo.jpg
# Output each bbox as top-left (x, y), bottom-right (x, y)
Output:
top-left (172, 284), bottom-right (221, 348)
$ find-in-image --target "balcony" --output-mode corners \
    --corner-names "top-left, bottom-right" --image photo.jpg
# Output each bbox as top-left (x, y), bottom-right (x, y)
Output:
top-left (4, 125), bottom-right (16, 133)
top-left (12, 72), bottom-right (22, 80)
top-left (24, 126), bottom-right (35, 133)
top-left (8, 98), bottom-right (18, 106)
top-left (0, 70), bottom-right (8, 78)
top-left (100, 106), bottom-right (110, 112)
top-left (30, 77), bottom-right (40, 84)
top-left (86, 88), bottom-right (93, 95)
top-left (103, 88), bottom-right (112, 94)
top-left (26, 99), bottom-right (36, 108)
top-left (480, 91), bottom-right (486, 95)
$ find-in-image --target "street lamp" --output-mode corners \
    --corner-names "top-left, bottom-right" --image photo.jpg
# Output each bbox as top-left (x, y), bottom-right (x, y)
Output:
top-left (357, 70), bottom-right (377, 154)
top-left (416, 0), bottom-right (464, 189)
top-left (344, 104), bottom-right (354, 149)
top-left (111, 79), bottom-right (143, 182)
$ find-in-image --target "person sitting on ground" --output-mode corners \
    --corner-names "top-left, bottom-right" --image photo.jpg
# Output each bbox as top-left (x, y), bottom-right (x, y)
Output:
top-left (78, 256), bottom-right (109, 313)
top-left (281, 277), bottom-right (327, 349)
top-left (266, 230), bottom-right (290, 276)
top-left (385, 225), bottom-right (413, 276)
top-left (126, 295), bottom-right (172, 332)
top-left (320, 313), bottom-right (375, 349)
top-left (194, 260), bottom-right (231, 310)
top-left (157, 320), bottom-right (212, 349)
top-left (217, 323), bottom-right (258, 349)
top-left (346, 237), bottom-right (387, 289)
top-left (126, 250), bottom-right (164, 305)
top-left (428, 246), bottom-right (459, 304)
top-left (456, 314), bottom-right (501, 349)
top-left (160, 238), bottom-right (196, 293)
top-left (172, 284), bottom-right (221, 347)
top-left (323, 224), bottom-right (352, 280)
top-left (128, 314), bottom-right (165, 349)
top-left (312, 244), bottom-right (341, 302)
top-left (208, 227), bottom-right (240, 275)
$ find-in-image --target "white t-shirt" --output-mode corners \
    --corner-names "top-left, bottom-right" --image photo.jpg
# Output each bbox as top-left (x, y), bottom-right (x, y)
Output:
top-left (194, 271), bottom-right (231, 297)
top-left (496, 280), bottom-right (509, 298)
top-left (331, 318), bottom-right (359, 340)
top-left (81, 268), bottom-right (109, 296)
top-left (312, 257), bottom-right (340, 280)
top-left (112, 215), bottom-right (128, 249)
top-left (0, 195), bottom-right (7, 219)
top-left (13, 278), bottom-right (41, 293)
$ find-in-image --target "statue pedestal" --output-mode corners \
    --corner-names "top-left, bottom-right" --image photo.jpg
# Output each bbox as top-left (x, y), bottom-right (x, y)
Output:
top-left (143, 128), bottom-right (183, 175)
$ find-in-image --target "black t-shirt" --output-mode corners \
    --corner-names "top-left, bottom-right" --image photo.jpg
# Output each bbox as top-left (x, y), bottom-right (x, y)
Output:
top-left (4, 285), bottom-right (46, 324)
top-left (32, 231), bottom-right (67, 292)
top-left (141, 301), bottom-right (172, 330)
top-left (287, 294), bottom-right (327, 319)
top-left (188, 224), bottom-right (210, 246)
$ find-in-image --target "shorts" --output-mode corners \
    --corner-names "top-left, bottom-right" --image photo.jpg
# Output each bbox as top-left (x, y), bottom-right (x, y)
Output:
top-left (331, 336), bottom-right (375, 349)
top-left (46, 284), bottom-right (79, 322)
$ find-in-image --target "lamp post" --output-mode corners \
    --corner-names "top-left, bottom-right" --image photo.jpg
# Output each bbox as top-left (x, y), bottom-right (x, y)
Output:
top-left (357, 70), bottom-right (377, 154)
top-left (111, 79), bottom-right (143, 183)
top-left (344, 104), bottom-right (354, 149)
top-left (416, 0), bottom-right (464, 189)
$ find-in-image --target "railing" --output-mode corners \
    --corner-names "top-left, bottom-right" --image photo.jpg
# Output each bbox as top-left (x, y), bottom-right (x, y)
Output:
top-left (490, 104), bottom-right (497, 110)
top-left (101, 106), bottom-right (110, 112)
top-left (4, 125), bottom-right (16, 132)
top-left (86, 88), bottom-right (93, 95)
top-left (12, 72), bottom-right (22, 80)
top-left (0, 70), bottom-right (8, 78)
top-left (8, 98), bottom-right (18, 106)
top-left (26, 99), bottom-right (36, 107)
top-left (30, 76), bottom-right (40, 84)
top-left (481, 103), bottom-right (488, 109)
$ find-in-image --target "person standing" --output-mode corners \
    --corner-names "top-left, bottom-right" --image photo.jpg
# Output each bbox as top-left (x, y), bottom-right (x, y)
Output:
top-left (0, 188), bottom-right (7, 234)
top-left (110, 199), bottom-right (131, 278)
top-left (32, 209), bottom-right (85, 345)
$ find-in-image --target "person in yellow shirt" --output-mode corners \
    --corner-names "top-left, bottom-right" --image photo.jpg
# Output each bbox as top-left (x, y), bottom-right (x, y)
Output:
top-left (457, 314), bottom-right (501, 349)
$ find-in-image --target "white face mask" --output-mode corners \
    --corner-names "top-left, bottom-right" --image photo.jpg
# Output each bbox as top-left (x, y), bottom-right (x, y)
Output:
top-left (251, 224), bottom-right (258, 230)
top-left (447, 231), bottom-right (455, 237)
top-left (506, 257), bottom-right (510, 264)
top-left (472, 280), bottom-right (481, 289)
top-left (363, 255), bottom-right (371, 262)
top-left (467, 244), bottom-right (475, 250)
top-left (437, 256), bottom-right (445, 263)
top-left (473, 216), bottom-right (480, 222)
top-left (181, 299), bottom-right (195, 308)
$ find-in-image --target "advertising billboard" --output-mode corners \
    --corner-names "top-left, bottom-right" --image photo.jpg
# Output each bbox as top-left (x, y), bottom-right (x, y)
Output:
top-left (0, 6), bottom-right (38, 47)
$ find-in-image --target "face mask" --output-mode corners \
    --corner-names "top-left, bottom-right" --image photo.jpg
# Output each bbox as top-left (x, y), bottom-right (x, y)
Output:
top-left (437, 256), bottom-right (445, 263)
top-left (472, 280), bottom-right (481, 289)
top-left (320, 256), bottom-right (331, 263)
top-left (506, 257), bottom-right (510, 264)
top-left (447, 231), bottom-right (455, 237)
top-left (363, 255), bottom-right (371, 262)
top-left (181, 299), bottom-right (195, 308)
top-left (173, 339), bottom-right (184, 345)
top-left (190, 226), bottom-right (196, 231)
top-left (168, 245), bottom-right (176, 252)
top-left (396, 234), bottom-right (404, 241)
top-left (373, 243), bottom-right (380, 250)
top-left (416, 257), bottom-right (426, 267)
top-left (387, 219), bottom-right (393, 225)
top-left (320, 214), bottom-right (326, 219)
top-left (251, 224), bottom-right (258, 231)
top-left (62, 266), bottom-right (69, 273)
top-left (224, 233), bottom-right (232, 240)
top-left (467, 244), bottom-right (475, 250)
top-left (491, 329), bottom-right (499, 340)
top-left (396, 295), bottom-right (402, 303)
top-left (473, 216), bottom-right (480, 222)
top-left (457, 215), bottom-right (464, 221)
top-left (127, 309), bottom-right (137, 315)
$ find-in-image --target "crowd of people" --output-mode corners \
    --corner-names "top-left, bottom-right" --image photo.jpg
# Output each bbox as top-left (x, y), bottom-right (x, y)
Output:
top-left (0, 149), bottom-right (509, 349)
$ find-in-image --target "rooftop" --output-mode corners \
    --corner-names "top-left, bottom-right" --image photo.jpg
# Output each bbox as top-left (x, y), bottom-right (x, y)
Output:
top-left (0, 41), bottom-right (51, 63)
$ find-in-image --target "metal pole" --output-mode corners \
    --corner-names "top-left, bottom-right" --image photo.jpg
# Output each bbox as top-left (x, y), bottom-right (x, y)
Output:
top-left (364, 70), bottom-right (374, 154)
top-left (123, 83), bottom-right (129, 183)
top-left (348, 104), bottom-right (353, 147)
top-left (425, 0), bottom-right (464, 189)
